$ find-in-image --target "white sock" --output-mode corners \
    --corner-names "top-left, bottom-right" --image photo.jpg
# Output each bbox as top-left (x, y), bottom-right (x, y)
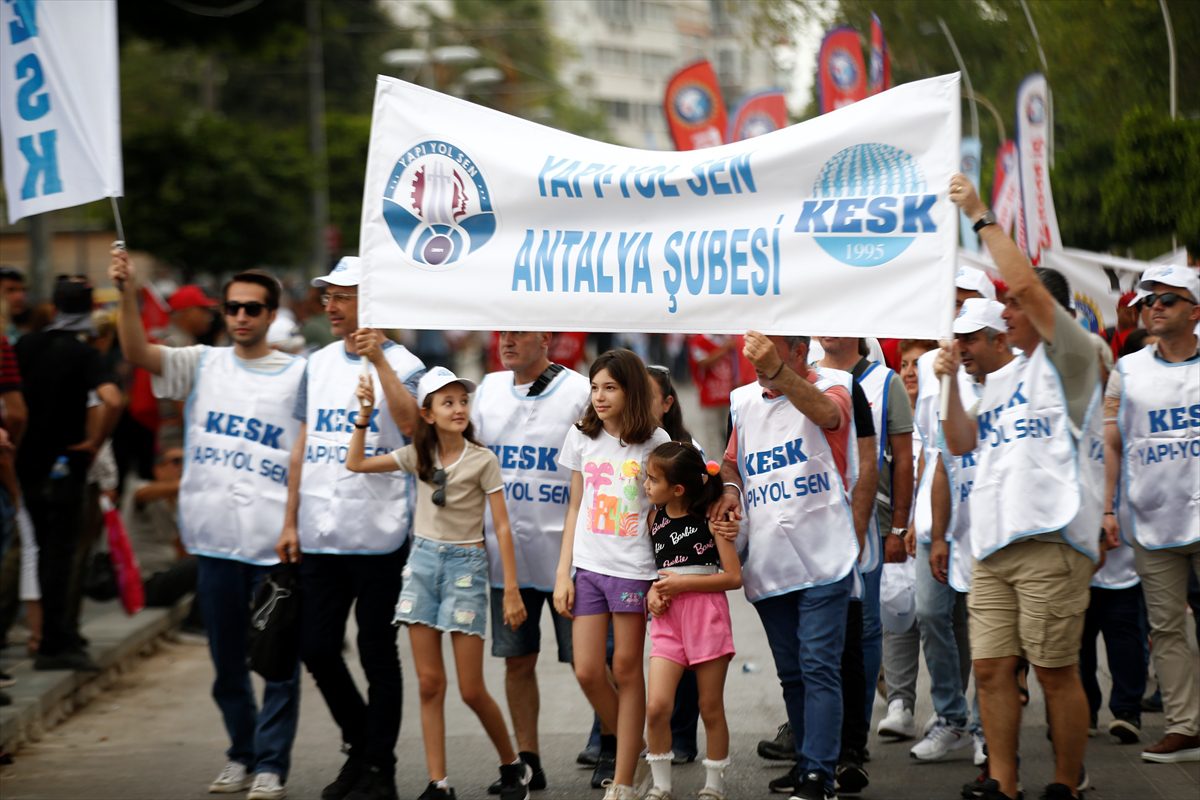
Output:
top-left (703, 757), bottom-right (730, 793)
top-left (435, 777), bottom-right (451, 789)
top-left (646, 752), bottom-right (673, 792)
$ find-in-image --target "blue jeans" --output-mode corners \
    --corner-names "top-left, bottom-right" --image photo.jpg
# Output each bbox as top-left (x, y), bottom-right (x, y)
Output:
top-left (860, 561), bottom-right (883, 728)
top-left (196, 556), bottom-right (300, 778)
top-left (755, 574), bottom-right (852, 785)
top-left (1080, 585), bottom-right (1147, 719)
top-left (915, 541), bottom-right (971, 727)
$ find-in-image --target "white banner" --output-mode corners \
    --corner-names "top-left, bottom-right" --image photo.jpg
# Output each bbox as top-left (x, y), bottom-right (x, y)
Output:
top-left (1015, 73), bottom-right (1061, 265)
top-left (959, 136), bottom-right (982, 252)
top-left (0, 0), bottom-right (122, 224)
top-left (359, 74), bottom-right (961, 338)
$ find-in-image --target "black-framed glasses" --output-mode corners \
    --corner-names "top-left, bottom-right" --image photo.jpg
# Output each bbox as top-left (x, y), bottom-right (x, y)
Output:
top-left (1143, 292), bottom-right (1196, 309)
top-left (223, 301), bottom-right (269, 317)
top-left (431, 469), bottom-right (447, 507)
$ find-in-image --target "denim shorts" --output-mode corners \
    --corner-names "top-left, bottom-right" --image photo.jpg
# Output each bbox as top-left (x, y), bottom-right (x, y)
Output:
top-left (394, 537), bottom-right (489, 638)
top-left (490, 587), bottom-right (573, 662)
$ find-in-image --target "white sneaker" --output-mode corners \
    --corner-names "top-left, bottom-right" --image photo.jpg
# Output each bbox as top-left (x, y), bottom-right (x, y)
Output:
top-left (922, 711), bottom-right (939, 737)
top-left (209, 762), bottom-right (251, 794)
top-left (876, 699), bottom-right (916, 740)
top-left (972, 730), bottom-right (987, 766)
top-left (247, 772), bottom-right (286, 800)
top-left (644, 788), bottom-right (674, 800)
top-left (910, 719), bottom-right (971, 761)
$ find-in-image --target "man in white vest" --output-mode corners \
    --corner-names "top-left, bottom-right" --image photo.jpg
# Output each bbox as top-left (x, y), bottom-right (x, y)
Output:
top-left (925, 299), bottom-right (1010, 776)
top-left (470, 331), bottom-right (590, 793)
top-left (275, 257), bottom-right (425, 800)
top-left (110, 251), bottom-right (303, 800)
top-left (717, 331), bottom-right (857, 800)
top-left (1103, 263), bottom-right (1200, 764)
top-left (938, 176), bottom-right (1105, 800)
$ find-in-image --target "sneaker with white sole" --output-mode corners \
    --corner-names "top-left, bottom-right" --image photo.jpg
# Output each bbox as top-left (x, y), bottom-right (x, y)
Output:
top-left (910, 719), bottom-right (970, 761)
top-left (973, 731), bottom-right (987, 766)
top-left (248, 772), bottom-right (286, 800)
top-left (210, 762), bottom-right (252, 794)
top-left (876, 699), bottom-right (916, 740)
top-left (922, 711), bottom-right (939, 738)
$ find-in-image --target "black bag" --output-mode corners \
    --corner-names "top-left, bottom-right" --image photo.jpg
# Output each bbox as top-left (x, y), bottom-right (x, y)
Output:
top-left (247, 565), bottom-right (301, 682)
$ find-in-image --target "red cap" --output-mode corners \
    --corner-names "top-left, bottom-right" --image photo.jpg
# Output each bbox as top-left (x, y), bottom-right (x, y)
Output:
top-left (168, 285), bottom-right (217, 312)
top-left (1118, 291), bottom-right (1137, 308)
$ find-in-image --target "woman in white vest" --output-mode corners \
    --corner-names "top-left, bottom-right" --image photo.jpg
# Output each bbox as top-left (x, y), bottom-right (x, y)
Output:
top-left (275, 257), bottom-right (426, 800)
top-left (1103, 263), bottom-right (1200, 764)
top-left (714, 331), bottom-right (857, 800)
top-left (110, 251), bottom-right (302, 800)
top-left (940, 176), bottom-right (1104, 800)
top-left (470, 330), bottom-right (590, 791)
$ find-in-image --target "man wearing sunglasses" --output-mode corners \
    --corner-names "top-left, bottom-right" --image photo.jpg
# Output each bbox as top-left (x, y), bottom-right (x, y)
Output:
top-left (110, 249), bottom-right (305, 800)
top-left (276, 256), bottom-right (425, 800)
top-left (1103, 263), bottom-right (1200, 765)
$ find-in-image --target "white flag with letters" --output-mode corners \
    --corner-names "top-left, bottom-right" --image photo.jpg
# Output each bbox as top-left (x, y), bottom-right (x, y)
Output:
top-left (0, 0), bottom-right (123, 224)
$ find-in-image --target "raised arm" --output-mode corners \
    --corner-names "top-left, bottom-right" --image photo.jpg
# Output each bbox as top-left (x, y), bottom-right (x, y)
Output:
top-left (933, 344), bottom-right (977, 455)
top-left (354, 329), bottom-right (419, 437)
top-left (743, 330), bottom-right (839, 429)
top-left (345, 375), bottom-right (403, 473)
top-left (109, 248), bottom-right (164, 375)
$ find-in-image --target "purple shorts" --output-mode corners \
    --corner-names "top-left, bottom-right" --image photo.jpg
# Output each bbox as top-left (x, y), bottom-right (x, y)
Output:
top-left (574, 568), bottom-right (651, 616)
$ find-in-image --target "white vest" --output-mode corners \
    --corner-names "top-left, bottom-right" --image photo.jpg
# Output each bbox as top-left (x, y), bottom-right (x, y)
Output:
top-left (1116, 347), bottom-right (1200, 550)
top-left (970, 345), bottom-right (1102, 562)
top-left (731, 376), bottom-right (858, 602)
top-left (471, 368), bottom-right (591, 590)
top-left (942, 440), bottom-right (980, 593)
top-left (297, 342), bottom-right (425, 554)
top-left (179, 348), bottom-right (304, 564)
top-left (912, 351), bottom-right (976, 544)
top-left (854, 362), bottom-right (893, 572)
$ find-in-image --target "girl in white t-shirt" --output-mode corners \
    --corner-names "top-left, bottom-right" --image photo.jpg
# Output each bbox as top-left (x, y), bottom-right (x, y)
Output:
top-left (347, 367), bottom-right (530, 800)
top-left (554, 349), bottom-right (670, 800)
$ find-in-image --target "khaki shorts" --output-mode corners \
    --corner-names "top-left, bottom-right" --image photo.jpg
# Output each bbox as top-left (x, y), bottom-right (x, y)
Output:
top-left (967, 538), bottom-right (1093, 668)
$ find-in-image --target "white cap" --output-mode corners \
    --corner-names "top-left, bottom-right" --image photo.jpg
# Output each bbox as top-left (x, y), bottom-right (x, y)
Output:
top-left (953, 298), bottom-right (1007, 335)
top-left (955, 265), bottom-right (996, 301)
top-left (312, 256), bottom-right (361, 288)
top-left (1138, 264), bottom-right (1199, 301)
top-left (416, 366), bottom-right (478, 407)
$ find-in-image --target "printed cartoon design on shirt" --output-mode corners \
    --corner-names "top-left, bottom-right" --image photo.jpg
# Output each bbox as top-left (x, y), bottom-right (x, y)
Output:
top-left (584, 458), bottom-right (643, 537)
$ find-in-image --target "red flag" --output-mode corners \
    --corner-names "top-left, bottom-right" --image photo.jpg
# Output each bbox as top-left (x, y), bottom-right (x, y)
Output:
top-left (818, 27), bottom-right (867, 113)
top-left (664, 60), bottom-right (727, 150)
top-left (727, 90), bottom-right (788, 142)
top-left (868, 14), bottom-right (890, 95)
top-left (991, 140), bottom-right (1022, 238)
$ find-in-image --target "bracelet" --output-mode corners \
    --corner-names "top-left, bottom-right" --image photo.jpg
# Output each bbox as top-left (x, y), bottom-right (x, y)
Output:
top-left (766, 362), bottom-right (786, 381)
top-left (1103, 511), bottom-right (1115, 516)
top-left (722, 482), bottom-right (743, 497)
top-left (354, 423), bottom-right (369, 430)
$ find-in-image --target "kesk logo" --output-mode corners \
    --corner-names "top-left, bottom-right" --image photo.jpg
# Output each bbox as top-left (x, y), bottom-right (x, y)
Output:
top-left (734, 113), bottom-right (779, 141)
top-left (1073, 292), bottom-right (1102, 334)
top-left (671, 85), bottom-right (715, 127)
top-left (382, 140), bottom-right (496, 268)
top-left (830, 48), bottom-right (859, 89)
top-left (795, 143), bottom-right (939, 268)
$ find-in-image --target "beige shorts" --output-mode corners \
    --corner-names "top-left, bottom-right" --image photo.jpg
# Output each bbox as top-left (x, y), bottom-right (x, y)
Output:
top-left (967, 538), bottom-right (1093, 668)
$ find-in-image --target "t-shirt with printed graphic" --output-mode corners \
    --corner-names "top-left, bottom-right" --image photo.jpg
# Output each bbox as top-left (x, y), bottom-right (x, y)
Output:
top-left (649, 508), bottom-right (720, 571)
top-left (558, 425), bottom-right (671, 580)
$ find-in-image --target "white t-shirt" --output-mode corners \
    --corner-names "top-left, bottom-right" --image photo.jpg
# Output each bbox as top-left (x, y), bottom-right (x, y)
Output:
top-left (152, 344), bottom-right (297, 401)
top-left (558, 425), bottom-right (671, 580)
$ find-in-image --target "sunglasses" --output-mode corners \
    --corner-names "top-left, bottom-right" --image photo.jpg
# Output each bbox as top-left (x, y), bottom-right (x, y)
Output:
top-left (223, 301), bottom-right (269, 317)
top-left (431, 469), bottom-right (447, 507)
top-left (320, 292), bottom-right (358, 307)
top-left (1142, 292), bottom-right (1196, 309)
top-left (646, 364), bottom-right (671, 376)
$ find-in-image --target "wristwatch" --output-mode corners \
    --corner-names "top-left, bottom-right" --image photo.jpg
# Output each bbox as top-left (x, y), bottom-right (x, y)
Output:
top-left (890, 527), bottom-right (908, 538)
top-left (972, 210), bottom-right (997, 233)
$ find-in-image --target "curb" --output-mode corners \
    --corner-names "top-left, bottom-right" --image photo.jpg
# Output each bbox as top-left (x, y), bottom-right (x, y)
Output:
top-left (0, 600), bottom-right (191, 755)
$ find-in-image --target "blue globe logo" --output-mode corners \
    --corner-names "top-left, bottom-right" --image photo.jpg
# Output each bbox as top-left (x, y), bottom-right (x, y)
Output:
top-left (830, 49), bottom-right (859, 89)
top-left (811, 142), bottom-right (930, 268)
top-left (674, 86), bottom-right (713, 126)
top-left (1026, 94), bottom-right (1046, 124)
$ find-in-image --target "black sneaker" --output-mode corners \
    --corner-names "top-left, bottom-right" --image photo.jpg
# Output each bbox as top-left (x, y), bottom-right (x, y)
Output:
top-left (321, 754), bottom-right (366, 800)
top-left (1038, 783), bottom-right (1077, 800)
top-left (0, 691), bottom-right (10, 707)
top-left (0, 669), bottom-right (15, 688)
top-left (497, 762), bottom-right (531, 800)
top-left (1108, 712), bottom-right (1141, 744)
top-left (34, 650), bottom-right (100, 672)
top-left (965, 777), bottom-right (1024, 800)
top-left (577, 743), bottom-right (600, 767)
top-left (344, 766), bottom-right (397, 800)
top-left (767, 764), bottom-right (800, 794)
top-left (835, 752), bottom-right (869, 795)
top-left (489, 752), bottom-right (546, 794)
top-left (758, 722), bottom-right (794, 761)
top-left (791, 770), bottom-right (835, 800)
top-left (417, 782), bottom-right (456, 800)
top-left (590, 753), bottom-right (614, 789)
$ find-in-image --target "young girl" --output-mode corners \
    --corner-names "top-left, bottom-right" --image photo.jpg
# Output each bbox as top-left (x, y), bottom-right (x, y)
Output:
top-left (553, 349), bottom-right (670, 800)
top-left (347, 366), bottom-right (530, 800)
top-left (642, 442), bottom-right (741, 800)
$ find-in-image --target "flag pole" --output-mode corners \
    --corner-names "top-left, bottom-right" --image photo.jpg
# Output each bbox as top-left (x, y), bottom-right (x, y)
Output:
top-left (110, 196), bottom-right (126, 291)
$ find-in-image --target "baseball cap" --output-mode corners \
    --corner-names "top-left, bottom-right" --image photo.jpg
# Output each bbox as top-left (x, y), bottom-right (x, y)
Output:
top-left (312, 256), bottom-right (361, 288)
top-left (955, 265), bottom-right (997, 301)
top-left (416, 366), bottom-right (478, 407)
top-left (1138, 264), bottom-right (1199, 301)
top-left (168, 284), bottom-right (217, 311)
top-left (953, 298), bottom-right (1007, 335)
top-left (1118, 291), bottom-right (1138, 309)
